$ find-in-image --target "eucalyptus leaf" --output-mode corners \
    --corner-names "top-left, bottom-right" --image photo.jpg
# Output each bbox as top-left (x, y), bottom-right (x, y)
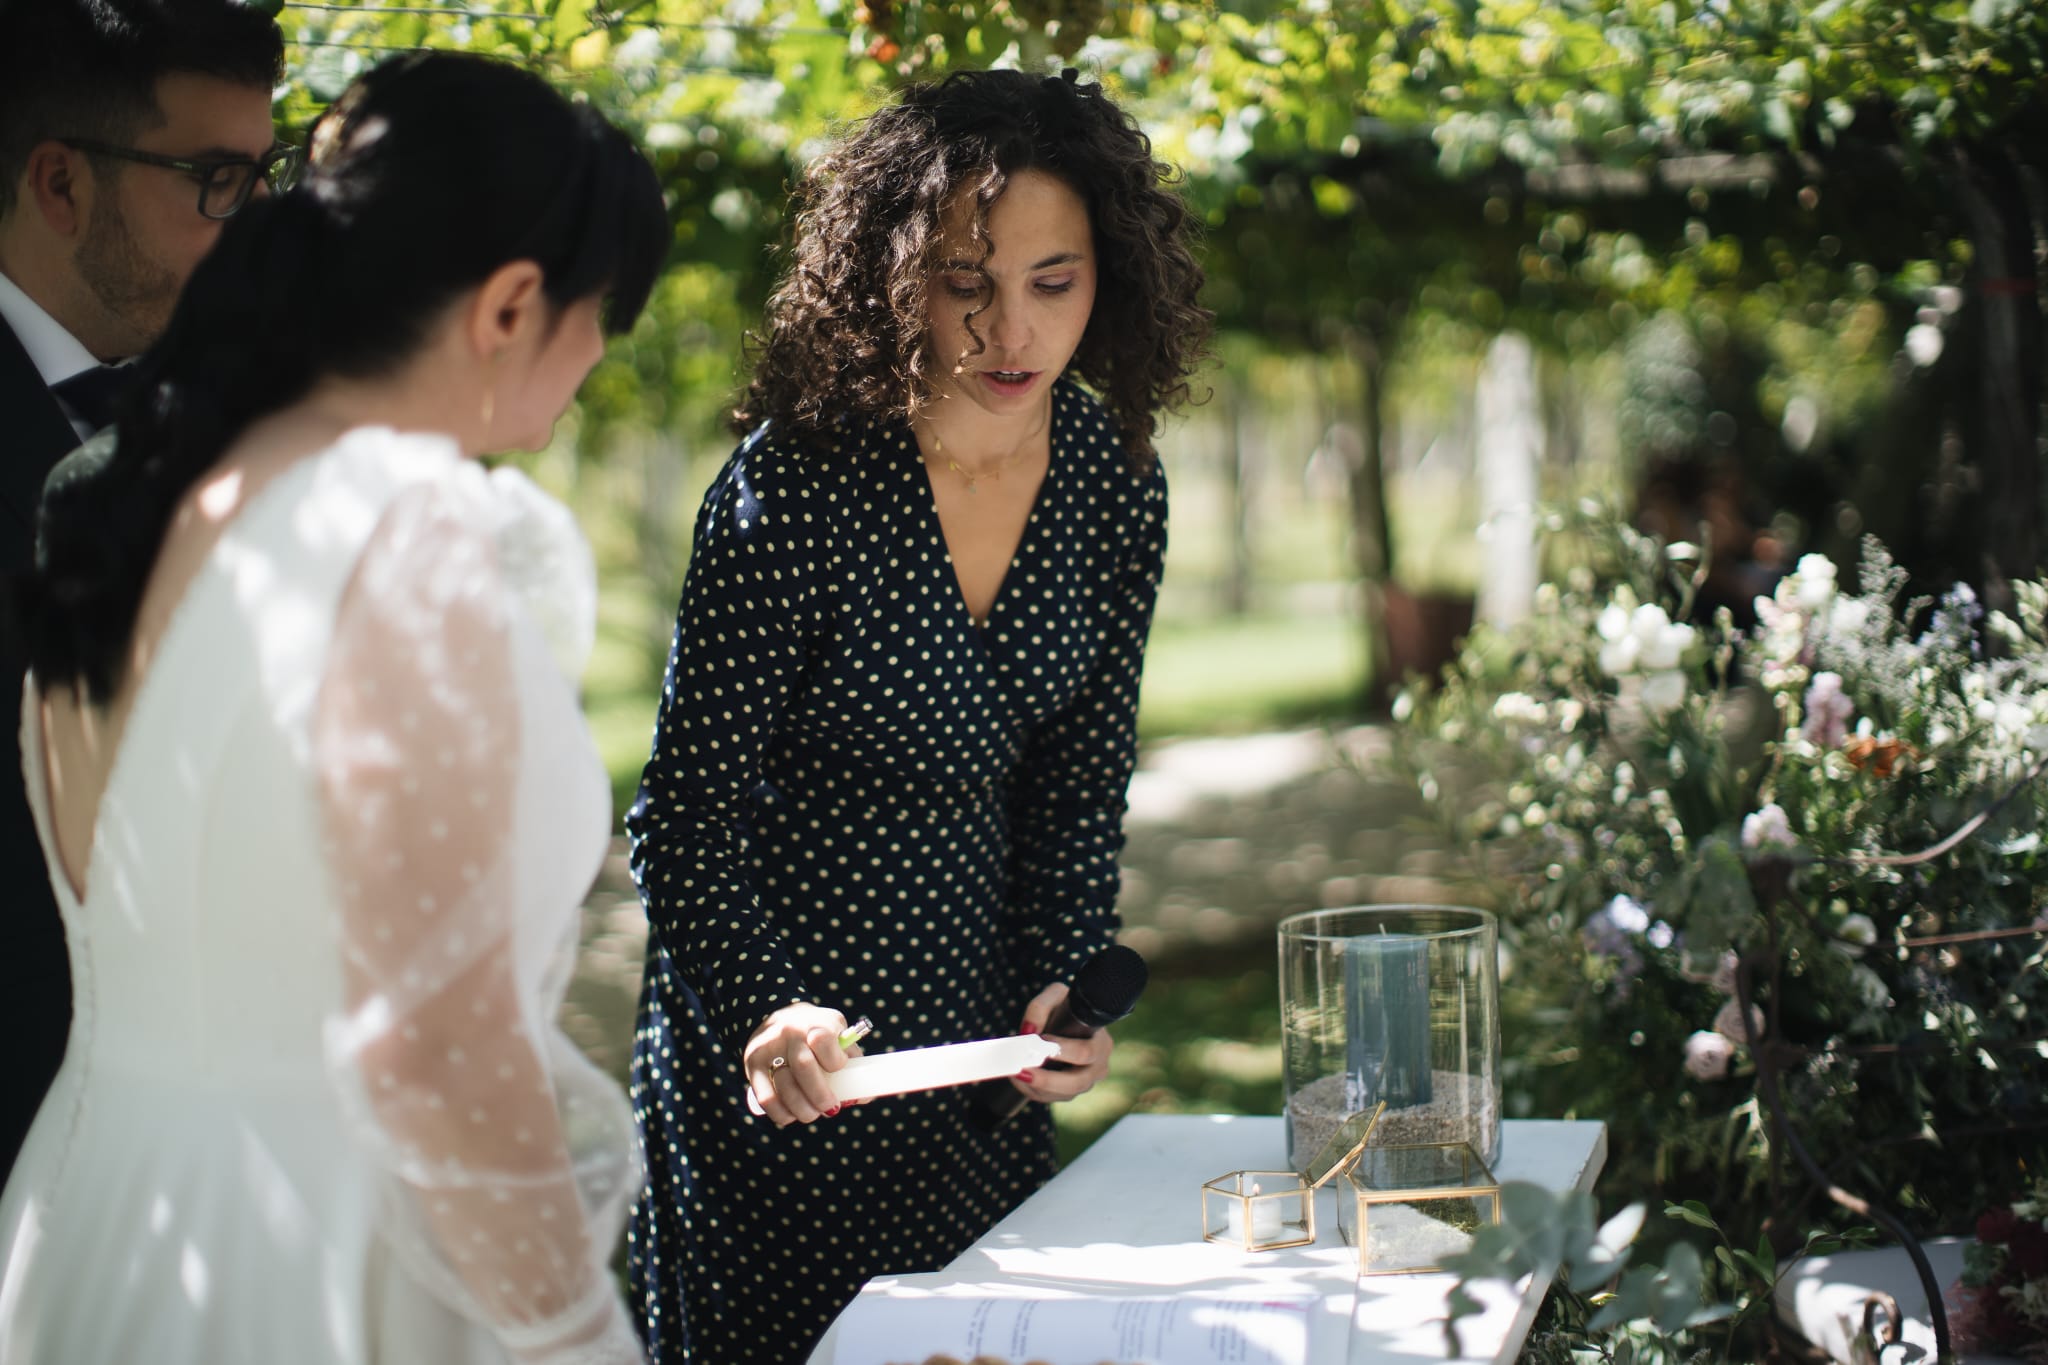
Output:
top-left (1651, 1242), bottom-right (1708, 1334)
top-left (1665, 1200), bottom-right (1720, 1232)
top-left (1490, 1181), bottom-right (1569, 1264)
top-left (1595, 1203), bottom-right (1647, 1256)
top-left (1586, 1262), bottom-right (1662, 1331)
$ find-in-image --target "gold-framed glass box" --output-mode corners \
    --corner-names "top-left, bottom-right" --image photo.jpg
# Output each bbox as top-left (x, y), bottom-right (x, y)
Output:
top-left (1201, 1106), bottom-right (1383, 1253)
top-left (1335, 1140), bottom-right (1501, 1275)
top-left (1199, 1169), bottom-right (1315, 1252)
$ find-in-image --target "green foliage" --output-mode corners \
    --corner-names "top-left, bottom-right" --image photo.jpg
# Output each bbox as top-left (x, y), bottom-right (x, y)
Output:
top-left (274, 0), bottom-right (941, 451)
top-left (1443, 1183), bottom-right (1719, 1359)
top-left (1397, 511), bottom-right (2048, 1352)
top-left (269, 0), bottom-right (2048, 357)
top-left (1116, 0), bottom-right (2048, 166)
top-left (261, 1), bottom-right (2045, 713)
top-left (1051, 950), bottom-right (1286, 1163)
top-left (1448, 1181), bottom-right (1877, 1360)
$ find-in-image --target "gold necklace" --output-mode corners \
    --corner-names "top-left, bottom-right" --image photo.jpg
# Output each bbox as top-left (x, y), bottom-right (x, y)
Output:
top-left (928, 428), bottom-right (1030, 495)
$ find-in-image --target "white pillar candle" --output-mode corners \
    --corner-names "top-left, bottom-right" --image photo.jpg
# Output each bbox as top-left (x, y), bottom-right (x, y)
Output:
top-left (827, 1034), bottom-right (1063, 1103)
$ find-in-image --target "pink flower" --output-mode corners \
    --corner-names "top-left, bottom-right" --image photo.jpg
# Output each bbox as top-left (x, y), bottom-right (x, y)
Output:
top-left (1741, 804), bottom-right (1796, 851)
top-left (1684, 1031), bottom-right (1734, 1081)
top-left (1802, 671), bottom-right (1854, 748)
top-left (1714, 999), bottom-right (1766, 1044)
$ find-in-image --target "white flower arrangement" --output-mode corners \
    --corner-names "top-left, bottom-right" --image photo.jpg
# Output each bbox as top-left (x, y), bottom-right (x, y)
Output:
top-left (1595, 590), bottom-right (1698, 716)
top-left (1396, 521), bottom-right (2048, 1257)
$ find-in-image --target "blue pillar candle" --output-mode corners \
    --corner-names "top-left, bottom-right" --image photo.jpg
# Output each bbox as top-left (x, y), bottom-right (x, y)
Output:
top-left (1344, 931), bottom-right (1433, 1111)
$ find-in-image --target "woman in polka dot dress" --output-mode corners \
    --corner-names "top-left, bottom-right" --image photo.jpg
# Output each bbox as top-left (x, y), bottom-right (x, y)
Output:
top-left (625, 69), bottom-right (1211, 1364)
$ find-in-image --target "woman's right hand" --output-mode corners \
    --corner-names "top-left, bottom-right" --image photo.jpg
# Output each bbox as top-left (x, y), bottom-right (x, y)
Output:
top-left (743, 1003), bottom-right (862, 1125)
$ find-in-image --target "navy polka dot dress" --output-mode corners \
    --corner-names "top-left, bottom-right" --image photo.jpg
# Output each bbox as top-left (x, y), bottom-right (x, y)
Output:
top-left (625, 381), bottom-right (1166, 1364)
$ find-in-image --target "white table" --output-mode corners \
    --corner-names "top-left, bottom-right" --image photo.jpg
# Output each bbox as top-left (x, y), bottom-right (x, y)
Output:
top-left (810, 1114), bottom-right (1608, 1365)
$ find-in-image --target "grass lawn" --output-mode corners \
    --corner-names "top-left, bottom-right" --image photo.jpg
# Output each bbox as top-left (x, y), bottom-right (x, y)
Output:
top-left (1050, 946), bottom-right (1286, 1164)
top-left (1137, 609), bottom-right (1367, 740)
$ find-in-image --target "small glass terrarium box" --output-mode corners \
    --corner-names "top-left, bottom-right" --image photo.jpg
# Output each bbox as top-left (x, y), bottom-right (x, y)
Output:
top-left (1336, 1141), bottom-right (1500, 1276)
top-left (1201, 1106), bottom-right (1383, 1253)
top-left (1200, 1170), bottom-right (1314, 1251)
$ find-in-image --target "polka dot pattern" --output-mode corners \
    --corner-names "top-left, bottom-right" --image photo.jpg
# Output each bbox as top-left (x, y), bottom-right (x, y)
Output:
top-left (624, 382), bottom-right (1167, 1364)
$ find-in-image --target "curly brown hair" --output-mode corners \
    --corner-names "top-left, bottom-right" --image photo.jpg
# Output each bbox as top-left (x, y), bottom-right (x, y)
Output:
top-left (732, 67), bottom-right (1211, 469)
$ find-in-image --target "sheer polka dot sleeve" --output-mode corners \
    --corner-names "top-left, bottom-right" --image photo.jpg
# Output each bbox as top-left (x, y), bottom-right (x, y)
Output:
top-left (626, 429), bottom-right (831, 1055)
top-left (1004, 460), bottom-right (1168, 995)
top-left (313, 481), bottom-right (643, 1365)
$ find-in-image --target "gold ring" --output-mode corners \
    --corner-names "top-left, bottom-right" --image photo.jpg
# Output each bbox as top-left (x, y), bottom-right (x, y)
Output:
top-left (770, 1056), bottom-right (787, 1070)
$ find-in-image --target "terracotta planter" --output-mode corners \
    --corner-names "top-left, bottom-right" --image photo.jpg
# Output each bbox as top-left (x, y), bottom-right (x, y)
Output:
top-left (1378, 584), bottom-right (1475, 691)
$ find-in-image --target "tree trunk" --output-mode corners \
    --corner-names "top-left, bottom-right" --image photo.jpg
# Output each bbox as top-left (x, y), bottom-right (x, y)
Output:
top-left (1951, 138), bottom-right (2045, 601)
top-left (1225, 372), bottom-right (1257, 616)
top-left (1475, 330), bottom-right (1542, 629)
top-left (1344, 328), bottom-right (1395, 704)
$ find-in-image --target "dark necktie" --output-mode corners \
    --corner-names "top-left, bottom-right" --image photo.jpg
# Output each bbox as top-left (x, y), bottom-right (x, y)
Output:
top-left (50, 363), bottom-right (133, 434)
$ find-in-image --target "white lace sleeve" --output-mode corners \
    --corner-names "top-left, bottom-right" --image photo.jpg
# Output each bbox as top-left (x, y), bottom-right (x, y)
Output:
top-left (485, 464), bottom-right (598, 684)
top-left (311, 478), bottom-right (642, 1365)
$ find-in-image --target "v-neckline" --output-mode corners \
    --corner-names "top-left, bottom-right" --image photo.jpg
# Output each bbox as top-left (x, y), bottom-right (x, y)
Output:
top-left (29, 428), bottom-right (451, 909)
top-left (29, 538), bottom-right (232, 913)
top-left (915, 425), bottom-right (1058, 635)
top-left (28, 452), bottom-right (320, 911)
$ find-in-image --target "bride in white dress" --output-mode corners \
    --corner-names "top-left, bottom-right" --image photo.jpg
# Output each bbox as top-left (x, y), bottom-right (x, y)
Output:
top-left (0, 52), bottom-right (667, 1365)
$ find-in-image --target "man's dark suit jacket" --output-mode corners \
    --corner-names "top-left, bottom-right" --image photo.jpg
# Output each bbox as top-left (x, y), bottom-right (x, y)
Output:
top-left (0, 311), bottom-right (81, 1186)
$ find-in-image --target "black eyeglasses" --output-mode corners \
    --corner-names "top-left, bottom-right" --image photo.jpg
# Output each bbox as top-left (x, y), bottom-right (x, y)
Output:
top-left (60, 139), bottom-right (304, 220)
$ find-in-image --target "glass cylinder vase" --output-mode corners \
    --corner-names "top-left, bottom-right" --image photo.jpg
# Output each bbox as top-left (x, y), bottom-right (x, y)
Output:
top-left (1277, 905), bottom-right (1501, 1171)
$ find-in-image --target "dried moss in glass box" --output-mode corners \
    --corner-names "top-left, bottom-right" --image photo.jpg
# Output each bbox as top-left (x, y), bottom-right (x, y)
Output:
top-left (1337, 1140), bottom-right (1501, 1276)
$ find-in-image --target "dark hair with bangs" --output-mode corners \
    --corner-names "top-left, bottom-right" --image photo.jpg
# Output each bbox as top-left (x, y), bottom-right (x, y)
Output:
top-left (9, 51), bottom-right (669, 703)
top-left (732, 67), bottom-right (1211, 469)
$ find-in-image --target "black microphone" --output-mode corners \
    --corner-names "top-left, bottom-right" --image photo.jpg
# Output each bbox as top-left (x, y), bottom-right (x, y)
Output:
top-left (970, 944), bottom-right (1148, 1130)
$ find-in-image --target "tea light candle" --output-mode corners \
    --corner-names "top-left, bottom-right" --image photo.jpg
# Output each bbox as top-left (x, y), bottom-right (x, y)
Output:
top-left (1225, 1183), bottom-right (1284, 1244)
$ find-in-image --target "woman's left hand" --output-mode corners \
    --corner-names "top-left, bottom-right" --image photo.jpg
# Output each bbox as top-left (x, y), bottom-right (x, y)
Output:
top-left (1010, 982), bottom-right (1113, 1104)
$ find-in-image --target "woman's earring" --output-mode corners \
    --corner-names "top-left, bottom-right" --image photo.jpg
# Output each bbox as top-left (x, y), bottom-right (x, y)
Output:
top-left (480, 352), bottom-right (501, 436)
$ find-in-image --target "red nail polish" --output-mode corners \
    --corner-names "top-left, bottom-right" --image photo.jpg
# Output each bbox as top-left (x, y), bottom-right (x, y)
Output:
top-left (1018, 1070), bottom-right (1035, 1082)
top-left (824, 1105), bottom-right (842, 1118)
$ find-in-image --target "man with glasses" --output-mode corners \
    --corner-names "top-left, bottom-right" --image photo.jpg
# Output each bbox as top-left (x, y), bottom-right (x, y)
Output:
top-left (0, 0), bottom-right (284, 1186)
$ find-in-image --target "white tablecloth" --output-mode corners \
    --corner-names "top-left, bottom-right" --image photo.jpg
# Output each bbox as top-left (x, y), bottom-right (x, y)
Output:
top-left (809, 1114), bottom-right (1608, 1365)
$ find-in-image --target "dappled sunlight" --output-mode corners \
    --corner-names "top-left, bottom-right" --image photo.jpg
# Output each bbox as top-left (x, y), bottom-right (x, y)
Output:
top-left (1187, 1039), bottom-right (1283, 1087)
top-left (237, 1124), bottom-right (314, 1250)
top-left (0, 1197), bottom-right (43, 1345)
top-left (178, 1243), bottom-right (209, 1309)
